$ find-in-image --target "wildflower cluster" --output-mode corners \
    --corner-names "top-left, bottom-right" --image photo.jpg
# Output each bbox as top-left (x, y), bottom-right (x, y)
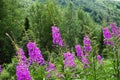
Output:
top-left (110, 23), bottom-right (120, 37)
top-left (75, 45), bottom-right (83, 58)
top-left (68, 36), bottom-right (100, 69)
top-left (16, 63), bottom-right (32, 80)
top-left (52, 26), bottom-right (64, 47)
top-left (46, 62), bottom-right (56, 78)
top-left (83, 35), bottom-right (91, 53)
top-left (102, 23), bottom-right (120, 46)
top-left (46, 62), bottom-right (56, 72)
top-left (81, 56), bottom-right (89, 68)
top-left (7, 22), bottom-right (115, 80)
top-left (16, 48), bottom-right (32, 80)
top-left (27, 42), bottom-right (45, 65)
top-left (63, 52), bottom-right (76, 68)
top-left (75, 35), bottom-right (91, 68)
top-left (102, 27), bottom-right (113, 45)
top-left (17, 48), bottom-right (27, 64)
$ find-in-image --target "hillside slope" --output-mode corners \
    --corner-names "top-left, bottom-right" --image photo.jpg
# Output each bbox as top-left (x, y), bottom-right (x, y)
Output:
top-left (50, 0), bottom-right (120, 25)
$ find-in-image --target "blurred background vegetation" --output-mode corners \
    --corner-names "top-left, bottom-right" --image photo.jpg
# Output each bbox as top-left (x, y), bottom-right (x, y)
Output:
top-left (0, 0), bottom-right (120, 64)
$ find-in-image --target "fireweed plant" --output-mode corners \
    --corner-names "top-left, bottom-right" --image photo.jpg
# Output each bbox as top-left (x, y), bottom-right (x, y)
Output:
top-left (2, 23), bottom-right (120, 80)
top-left (51, 26), bottom-right (65, 57)
top-left (5, 33), bottom-right (32, 80)
top-left (110, 23), bottom-right (120, 79)
top-left (52, 26), bottom-right (64, 47)
top-left (103, 23), bottom-right (120, 79)
top-left (27, 42), bottom-right (45, 65)
top-left (46, 62), bottom-right (56, 78)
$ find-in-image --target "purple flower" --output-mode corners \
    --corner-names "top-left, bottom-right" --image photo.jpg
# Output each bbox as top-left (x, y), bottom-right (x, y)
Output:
top-left (52, 26), bottom-right (64, 47)
top-left (81, 57), bottom-right (89, 68)
top-left (103, 27), bottom-right (112, 39)
top-left (75, 45), bottom-right (83, 58)
top-left (83, 36), bottom-right (91, 45)
top-left (63, 52), bottom-right (76, 68)
top-left (46, 62), bottom-right (55, 72)
top-left (97, 55), bottom-right (103, 64)
top-left (110, 23), bottom-right (118, 36)
top-left (27, 42), bottom-right (45, 65)
top-left (104, 39), bottom-right (114, 46)
top-left (0, 65), bottom-right (2, 73)
top-left (102, 27), bottom-right (113, 45)
top-left (46, 73), bottom-right (52, 78)
top-left (16, 63), bottom-right (32, 80)
top-left (97, 55), bottom-right (101, 61)
top-left (56, 73), bottom-right (63, 78)
top-left (17, 48), bottom-right (27, 64)
top-left (26, 42), bottom-right (36, 50)
top-left (83, 35), bottom-right (91, 53)
top-left (46, 62), bottom-right (56, 78)
top-left (84, 45), bottom-right (91, 53)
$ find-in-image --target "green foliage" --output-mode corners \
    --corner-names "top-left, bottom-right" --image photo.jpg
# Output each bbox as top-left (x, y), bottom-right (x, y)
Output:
top-left (0, 57), bottom-right (17, 80)
top-left (1, 0), bottom-right (120, 79)
top-left (0, 0), bottom-right (26, 64)
top-left (56, 0), bottom-right (120, 25)
top-left (0, 69), bottom-right (10, 80)
top-left (63, 2), bottom-right (76, 49)
top-left (30, 64), bottom-right (46, 80)
top-left (28, 1), bottom-right (54, 50)
top-left (1, 0), bottom-right (120, 64)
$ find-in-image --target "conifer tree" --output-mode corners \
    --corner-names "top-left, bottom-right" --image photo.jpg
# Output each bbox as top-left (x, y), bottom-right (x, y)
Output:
top-left (28, 0), bottom-right (61, 51)
top-left (0, 0), bottom-right (25, 64)
top-left (63, 2), bottom-right (76, 50)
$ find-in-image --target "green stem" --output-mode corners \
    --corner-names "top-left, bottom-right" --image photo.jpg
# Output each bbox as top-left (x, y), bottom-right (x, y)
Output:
top-left (113, 46), bottom-right (119, 80)
top-left (93, 56), bottom-right (96, 80)
top-left (116, 50), bottom-right (119, 80)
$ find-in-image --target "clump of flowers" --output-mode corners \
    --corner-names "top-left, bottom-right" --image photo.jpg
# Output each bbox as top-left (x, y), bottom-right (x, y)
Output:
top-left (56, 73), bottom-right (63, 78)
top-left (52, 26), bottom-right (64, 47)
top-left (46, 62), bottom-right (56, 78)
top-left (110, 23), bottom-right (118, 37)
top-left (46, 62), bottom-right (56, 72)
top-left (102, 27), bottom-right (112, 39)
top-left (63, 52), bottom-right (76, 68)
top-left (17, 48), bottom-right (27, 64)
top-left (110, 23), bottom-right (120, 37)
top-left (97, 54), bottom-right (103, 64)
top-left (27, 42), bottom-right (45, 65)
top-left (81, 56), bottom-right (89, 68)
top-left (75, 45), bottom-right (83, 58)
top-left (16, 48), bottom-right (32, 80)
top-left (75, 36), bottom-right (90, 68)
top-left (16, 63), bottom-right (32, 80)
top-left (102, 27), bottom-right (114, 45)
top-left (83, 35), bottom-right (91, 53)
